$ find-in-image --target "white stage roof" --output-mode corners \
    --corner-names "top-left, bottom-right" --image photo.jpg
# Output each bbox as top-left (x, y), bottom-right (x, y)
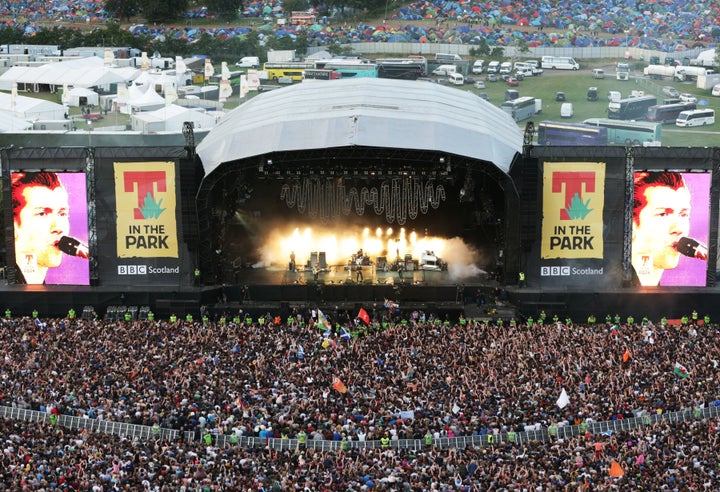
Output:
top-left (196, 78), bottom-right (523, 177)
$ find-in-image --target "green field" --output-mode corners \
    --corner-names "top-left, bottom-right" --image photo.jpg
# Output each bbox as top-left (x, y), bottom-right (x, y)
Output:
top-left (465, 65), bottom-right (720, 147)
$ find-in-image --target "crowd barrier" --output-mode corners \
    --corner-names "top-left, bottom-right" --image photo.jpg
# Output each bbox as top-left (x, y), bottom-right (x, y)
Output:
top-left (3, 400), bottom-right (720, 450)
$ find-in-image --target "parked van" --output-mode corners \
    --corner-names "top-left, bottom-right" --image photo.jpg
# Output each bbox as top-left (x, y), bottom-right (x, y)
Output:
top-left (499, 62), bottom-right (513, 74)
top-left (435, 53), bottom-right (462, 63)
top-left (471, 60), bottom-right (485, 74)
top-left (592, 68), bottom-right (605, 79)
top-left (236, 56), bottom-right (260, 68)
top-left (432, 64), bottom-right (457, 76)
top-left (676, 109), bottom-right (715, 127)
top-left (448, 72), bottom-right (464, 85)
top-left (560, 102), bottom-right (574, 118)
top-left (487, 61), bottom-right (500, 74)
top-left (712, 84), bottom-right (720, 96)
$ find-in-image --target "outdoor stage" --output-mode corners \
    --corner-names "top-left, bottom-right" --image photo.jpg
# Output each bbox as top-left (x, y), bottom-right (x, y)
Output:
top-left (2, 264), bottom-right (719, 323)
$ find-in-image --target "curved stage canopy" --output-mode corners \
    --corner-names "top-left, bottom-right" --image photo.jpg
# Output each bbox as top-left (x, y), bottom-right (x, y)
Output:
top-left (196, 78), bottom-right (523, 176)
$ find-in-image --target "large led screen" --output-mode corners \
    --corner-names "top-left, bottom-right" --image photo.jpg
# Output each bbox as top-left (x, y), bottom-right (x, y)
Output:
top-left (11, 171), bottom-right (90, 285)
top-left (631, 171), bottom-right (710, 287)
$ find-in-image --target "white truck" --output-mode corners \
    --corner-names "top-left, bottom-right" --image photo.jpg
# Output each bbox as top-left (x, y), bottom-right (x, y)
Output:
top-left (644, 64), bottom-right (680, 80)
top-left (616, 62), bottom-right (630, 81)
top-left (675, 66), bottom-right (709, 81)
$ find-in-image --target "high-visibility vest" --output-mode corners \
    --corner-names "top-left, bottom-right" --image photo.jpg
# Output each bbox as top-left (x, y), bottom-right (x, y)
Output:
top-left (170, 315), bottom-right (177, 323)
top-left (68, 309), bottom-right (76, 319)
top-left (186, 314), bottom-right (193, 322)
top-left (147, 311), bottom-right (155, 321)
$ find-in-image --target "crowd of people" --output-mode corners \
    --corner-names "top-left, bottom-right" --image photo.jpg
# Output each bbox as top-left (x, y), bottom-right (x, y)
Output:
top-left (0, 0), bottom-right (717, 50)
top-left (1, 309), bottom-right (720, 489)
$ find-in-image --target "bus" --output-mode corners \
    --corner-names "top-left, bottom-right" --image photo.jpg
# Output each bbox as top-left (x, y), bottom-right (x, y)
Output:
top-left (607, 95), bottom-right (657, 120)
top-left (500, 96), bottom-right (537, 122)
top-left (540, 56), bottom-right (580, 70)
top-left (316, 59), bottom-right (379, 78)
top-left (303, 69), bottom-right (341, 80)
top-left (646, 101), bottom-right (696, 124)
top-left (263, 62), bottom-right (313, 82)
top-left (537, 121), bottom-right (608, 145)
top-left (676, 109), bottom-right (715, 127)
top-left (584, 118), bottom-right (662, 146)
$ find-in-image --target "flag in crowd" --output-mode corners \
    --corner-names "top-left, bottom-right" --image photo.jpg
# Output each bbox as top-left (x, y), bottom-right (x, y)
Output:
top-left (357, 308), bottom-right (370, 325)
top-left (557, 388), bottom-right (570, 409)
top-left (317, 309), bottom-right (330, 329)
top-left (297, 344), bottom-right (305, 359)
top-left (609, 460), bottom-right (625, 477)
top-left (674, 362), bottom-right (689, 378)
top-left (384, 299), bottom-right (399, 309)
top-left (34, 318), bottom-right (46, 329)
top-left (622, 349), bottom-right (630, 363)
top-left (332, 376), bottom-right (347, 393)
top-left (340, 327), bottom-right (352, 340)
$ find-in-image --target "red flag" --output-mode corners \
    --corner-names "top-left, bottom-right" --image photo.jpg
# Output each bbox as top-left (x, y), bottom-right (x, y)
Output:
top-left (358, 308), bottom-right (370, 324)
top-left (622, 349), bottom-right (630, 363)
top-left (609, 460), bottom-right (624, 477)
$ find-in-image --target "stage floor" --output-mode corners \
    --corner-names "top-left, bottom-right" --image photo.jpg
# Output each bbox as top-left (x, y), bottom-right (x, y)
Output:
top-left (227, 264), bottom-right (494, 287)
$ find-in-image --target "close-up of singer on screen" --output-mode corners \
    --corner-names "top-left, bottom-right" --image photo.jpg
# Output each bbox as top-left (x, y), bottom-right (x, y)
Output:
top-left (631, 171), bottom-right (710, 287)
top-left (12, 171), bottom-right (89, 285)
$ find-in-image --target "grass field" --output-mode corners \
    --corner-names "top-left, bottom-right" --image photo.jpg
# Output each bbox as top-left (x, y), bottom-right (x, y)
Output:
top-left (30, 57), bottom-right (719, 146)
top-left (462, 62), bottom-right (720, 147)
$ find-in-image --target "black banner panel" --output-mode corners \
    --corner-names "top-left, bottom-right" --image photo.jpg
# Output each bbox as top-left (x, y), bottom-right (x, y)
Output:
top-left (523, 146), bottom-right (717, 290)
top-left (94, 149), bottom-right (194, 286)
top-left (534, 160), bottom-right (626, 288)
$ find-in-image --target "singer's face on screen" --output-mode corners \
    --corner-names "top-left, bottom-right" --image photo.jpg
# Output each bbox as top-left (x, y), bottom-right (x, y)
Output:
top-left (632, 184), bottom-right (691, 273)
top-left (14, 184), bottom-right (70, 270)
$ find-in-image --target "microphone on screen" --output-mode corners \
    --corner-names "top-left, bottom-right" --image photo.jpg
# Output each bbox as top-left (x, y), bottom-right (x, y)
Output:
top-left (57, 236), bottom-right (89, 259)
top-left (675, 237), bottom-right (708, 261)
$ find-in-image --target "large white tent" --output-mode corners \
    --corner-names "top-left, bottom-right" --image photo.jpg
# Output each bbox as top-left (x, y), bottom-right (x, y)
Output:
top-left (0, 56), bottom-right (138, 91)
top-left (0, 110), bottom-right (33, 132)
top-left (0, 92), bottom-right (66, 120)
top-left (197, 78), bottom-right (523, 177)
top-left (130, 104), bottom-right (220, 133)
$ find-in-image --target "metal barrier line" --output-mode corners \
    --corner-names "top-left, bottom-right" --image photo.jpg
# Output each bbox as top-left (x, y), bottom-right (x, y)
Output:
top-left (1, 402), bottom-right (719, 449)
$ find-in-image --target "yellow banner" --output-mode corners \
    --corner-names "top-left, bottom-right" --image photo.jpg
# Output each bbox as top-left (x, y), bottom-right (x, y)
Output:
top-left (541, 162), bottom-right (605, 259)
top-left (114, 162), bottom-right (178, 258)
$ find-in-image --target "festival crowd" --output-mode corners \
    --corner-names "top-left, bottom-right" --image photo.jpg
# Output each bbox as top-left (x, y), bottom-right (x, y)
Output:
top-left (1, 308), bottom-right (720, 490)
top-left (0, 0), bottom-right (717, 50)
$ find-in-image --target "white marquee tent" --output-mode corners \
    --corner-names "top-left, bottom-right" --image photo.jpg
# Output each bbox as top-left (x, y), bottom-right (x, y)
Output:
top-left (0, 57), bottom-right (138, 92)
top-left (0, 92), bottom-right (66, 120)
top-left (65, 86), bottom-right (99, 107)
top-left (130, 104), bottom-right (220, 133)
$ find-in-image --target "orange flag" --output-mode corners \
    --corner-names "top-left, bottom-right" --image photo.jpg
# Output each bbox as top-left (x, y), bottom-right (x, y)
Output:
top-left (622, 349), bottom-right (630, 363)
top-left (332, 376), bottom-right (347, 394)
top-left (609, 460), bottom-right (625, 477)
